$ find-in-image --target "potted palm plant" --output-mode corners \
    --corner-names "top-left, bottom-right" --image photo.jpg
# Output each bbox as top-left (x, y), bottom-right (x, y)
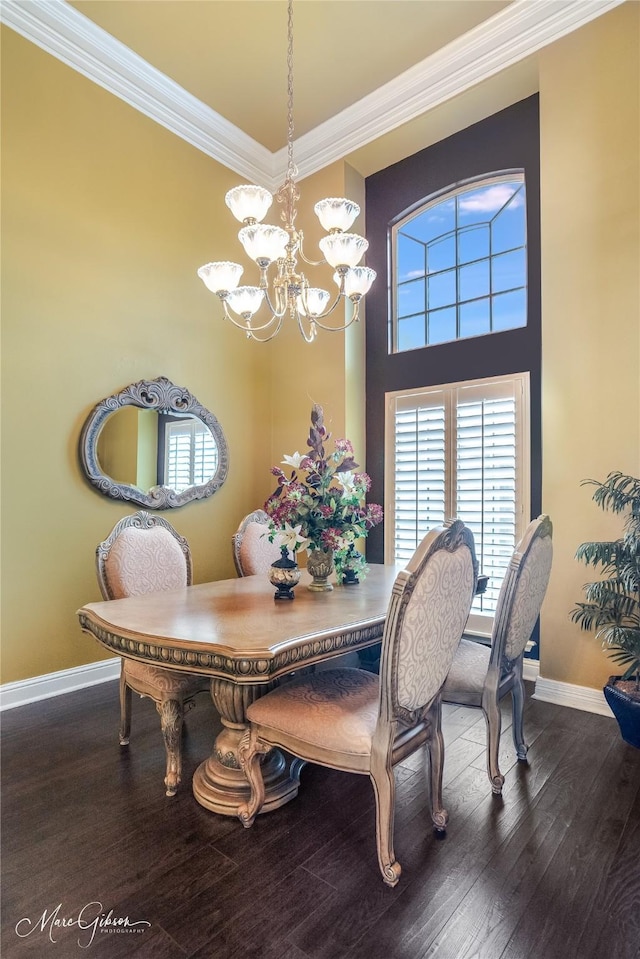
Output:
top-left (571, 471), bottom-right (640, 748)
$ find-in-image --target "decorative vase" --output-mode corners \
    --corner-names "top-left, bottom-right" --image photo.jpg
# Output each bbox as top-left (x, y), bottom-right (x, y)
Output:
top-left (269, 550), bottom-right (301, 601)
top-left (342, 568), bottom-right (359, 585)
top-left (306, 548), bottom-right (334, 592)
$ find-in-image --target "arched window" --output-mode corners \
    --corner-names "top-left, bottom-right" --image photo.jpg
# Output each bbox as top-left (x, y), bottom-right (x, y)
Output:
top-left (392, 174), bottom-right (527, 353)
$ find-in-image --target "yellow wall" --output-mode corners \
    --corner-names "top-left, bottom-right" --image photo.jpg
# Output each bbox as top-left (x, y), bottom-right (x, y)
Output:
top-left (539, 2), bottom-right (640, 688)
top-left (2, 3), bottom-right (638, 695)
top-left (0, 28), bottom-right (269, 682)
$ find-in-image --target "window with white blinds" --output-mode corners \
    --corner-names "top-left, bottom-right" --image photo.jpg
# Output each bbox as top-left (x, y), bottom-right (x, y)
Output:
top-left (164, 418), bottom-right (219, 493)
top-left (386, 373), bottom-right (529, 632)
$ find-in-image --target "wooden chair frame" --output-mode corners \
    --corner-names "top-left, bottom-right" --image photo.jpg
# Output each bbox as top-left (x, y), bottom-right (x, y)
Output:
top-left (443, 514), bottom-right (553, 794)
top-left (96, 511), bottom-right (209, 796)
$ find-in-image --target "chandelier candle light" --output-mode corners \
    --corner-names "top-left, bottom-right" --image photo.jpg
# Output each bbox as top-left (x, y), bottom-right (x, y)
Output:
top-left (197, 0), bottom-right (375, 343)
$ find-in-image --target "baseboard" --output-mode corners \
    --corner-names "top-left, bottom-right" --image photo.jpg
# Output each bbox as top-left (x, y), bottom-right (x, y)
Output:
top-left (0, 658), bottom-right (120, 711)
top-left (533, 674), bottom-right (613, 718)
top-left (0, 656), bottom-right (613, 719)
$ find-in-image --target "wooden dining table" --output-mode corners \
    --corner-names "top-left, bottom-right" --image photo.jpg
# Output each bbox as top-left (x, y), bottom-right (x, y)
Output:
top-left (77, 565), bottom-right (402, 816)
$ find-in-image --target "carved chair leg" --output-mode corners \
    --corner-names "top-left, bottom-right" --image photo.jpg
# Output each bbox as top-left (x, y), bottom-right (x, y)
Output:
top-left (511, 672), bottom-right (528, 761)
top-left (370, 755), bottom-right (401, 887)
top-left (156, 699), bottom-right (184, 797)
top-left (119, 665), bottom-right (132, 746)
top-left (237, 729), bottom-right (270, 826)
top-left (428, 700), bottom-right (448, 832)
top-left (483, 695), bottom-right (505, 795)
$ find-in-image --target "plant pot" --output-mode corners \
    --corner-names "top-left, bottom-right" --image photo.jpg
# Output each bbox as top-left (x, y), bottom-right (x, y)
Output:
top-left (604, 676), bottom-right (640, 749)
top-left (342, 568), bottom-right (359, 585)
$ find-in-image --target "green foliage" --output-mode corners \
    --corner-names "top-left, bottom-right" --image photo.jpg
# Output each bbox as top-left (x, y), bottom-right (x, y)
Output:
top-left (571, 472), bottom-right (640, 688)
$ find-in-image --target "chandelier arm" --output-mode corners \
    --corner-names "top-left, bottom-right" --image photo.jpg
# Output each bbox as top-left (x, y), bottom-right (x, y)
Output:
top-left (296, 232), bottom-right (325, 268)
top-left (310, 300), bottom-right (361, 332)
top-left (262, 286), bottom-right (288, 319)
top-left (221, 301), bottom-right (284, 335)
top-left (247, 314), bottom-right (286, 343)
top-left (295, 312), bottom-right (319, 344)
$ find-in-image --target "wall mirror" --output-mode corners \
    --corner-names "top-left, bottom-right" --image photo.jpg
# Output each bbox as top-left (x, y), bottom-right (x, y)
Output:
top-left (80, 377), bottom-right (229, 509)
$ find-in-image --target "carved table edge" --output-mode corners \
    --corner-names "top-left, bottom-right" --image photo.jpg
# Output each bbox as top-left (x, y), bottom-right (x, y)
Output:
top-left (77, 612), bottom-right (384, 683)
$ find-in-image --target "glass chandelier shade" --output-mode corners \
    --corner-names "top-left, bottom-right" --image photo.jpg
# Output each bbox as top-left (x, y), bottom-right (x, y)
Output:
top-left (314, 197), bottom-right (360, 233)
top-left (226, 286), bottom-right (265, 318)
top-left (333, 266), bottom-right (377, 299)
top-left (238, 224), bottom-right (289, 265)
top-left (225, 185), bottom-right (273, 223)
top-left (196, 0), bottom-right (375, 342)
top-left (296, 288), bottom-right (331, 317)
top-left (197, 261), bottom-right (243, 295)
top-left (318, 233), bottom-right (369, 269)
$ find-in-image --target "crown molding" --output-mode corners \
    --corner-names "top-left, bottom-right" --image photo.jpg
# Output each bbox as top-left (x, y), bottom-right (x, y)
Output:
top-left (1, 0), bottom-right (625, 189)
top-left (0, 0), bottom-right (274, 187)
top-left (288, 0), bottom-right (625, 179)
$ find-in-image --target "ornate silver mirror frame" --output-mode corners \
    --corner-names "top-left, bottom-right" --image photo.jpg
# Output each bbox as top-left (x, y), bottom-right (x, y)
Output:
top-left (79, 376), bottom-right (229, 509)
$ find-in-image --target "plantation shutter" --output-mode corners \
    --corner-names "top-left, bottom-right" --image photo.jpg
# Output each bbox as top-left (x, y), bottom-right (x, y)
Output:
top-left (455, 380), bottom-right (520, 622)
top-left (164, 419), bottom-right (219, 492)
top-left (387, 374), bottom-right (528, 632)
top-left (393, 393), bottom-right (447, 563)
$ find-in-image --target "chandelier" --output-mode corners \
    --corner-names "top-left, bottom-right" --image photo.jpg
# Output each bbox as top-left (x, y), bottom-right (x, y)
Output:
top-left (197, 0), bottom-right (375, 343)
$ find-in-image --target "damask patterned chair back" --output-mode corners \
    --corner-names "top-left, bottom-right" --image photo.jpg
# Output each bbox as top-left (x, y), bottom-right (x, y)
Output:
top-left (490, 515), bottom-right (554, 668)
top-left (95, 511), bottom-right (207, 797)
top-left (442, 514), bottom-right (553, 794)
top-left (233, 509), bottom-right (285, 576)
top-left (97, 511), bottom-right (192, 599)
top-left (379, 520), bottom-right (478, 724)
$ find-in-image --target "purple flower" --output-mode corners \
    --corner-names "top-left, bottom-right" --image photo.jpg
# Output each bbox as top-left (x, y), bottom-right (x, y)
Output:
top-left (335, 438), bottom-right (354, 454)
top-left (354, 471), bottom-right (372, 492)
top-left (321, 527), bottom-right (346, 550)
top-left (366, 503), bottom-right (384, 527)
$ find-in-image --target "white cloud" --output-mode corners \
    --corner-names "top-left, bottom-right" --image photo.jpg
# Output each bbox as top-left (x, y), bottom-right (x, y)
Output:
top-left (459, 184), bottom-right (523, 215)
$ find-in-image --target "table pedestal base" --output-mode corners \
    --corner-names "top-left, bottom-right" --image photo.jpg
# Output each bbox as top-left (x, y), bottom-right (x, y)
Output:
top-left (193, 750), bottom-right (303, 816)
top-left (192, 677), bottom-right (304, 817)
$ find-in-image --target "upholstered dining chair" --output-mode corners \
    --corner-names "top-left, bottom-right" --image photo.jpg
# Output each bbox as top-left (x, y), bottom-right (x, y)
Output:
top-left (442, 514), bottom-right (553, 795)
top-left (232, 509), bottom-right (285, 576)
top-left (96, 511), bottom-right (209, 796)
top-left (237, 520), bottom-right (478, 887)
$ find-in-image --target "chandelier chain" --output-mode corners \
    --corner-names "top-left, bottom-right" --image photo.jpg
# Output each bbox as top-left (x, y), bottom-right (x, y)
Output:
top-left (286, 0), bottom-right (295, 179)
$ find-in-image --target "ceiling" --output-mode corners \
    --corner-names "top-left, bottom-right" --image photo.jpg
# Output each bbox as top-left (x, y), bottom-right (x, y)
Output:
top-left (69, 0), bottom-right (510, 152)
top-left (2, 0), bottom-right (624, 185)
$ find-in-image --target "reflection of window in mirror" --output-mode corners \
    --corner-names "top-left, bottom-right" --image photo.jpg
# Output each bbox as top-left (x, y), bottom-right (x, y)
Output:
top-left (158, 414), bottom-right (219, 493)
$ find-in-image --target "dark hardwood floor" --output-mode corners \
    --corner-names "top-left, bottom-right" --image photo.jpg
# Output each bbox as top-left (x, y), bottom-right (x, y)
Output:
top-left (2, 678), bottom-right (639, 959)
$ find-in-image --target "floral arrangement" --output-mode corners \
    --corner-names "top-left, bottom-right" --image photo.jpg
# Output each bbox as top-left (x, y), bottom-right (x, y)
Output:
top-left (265, 405), bottom-right (383, 580)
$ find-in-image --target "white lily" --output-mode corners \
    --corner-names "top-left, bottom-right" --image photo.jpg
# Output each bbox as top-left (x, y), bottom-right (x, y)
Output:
top-left (280, 522), bottom-right (310, 554)
top-left (281, 451), bottom-right (305, 469)
top-left (335, 470), bottom-right (357, 494)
